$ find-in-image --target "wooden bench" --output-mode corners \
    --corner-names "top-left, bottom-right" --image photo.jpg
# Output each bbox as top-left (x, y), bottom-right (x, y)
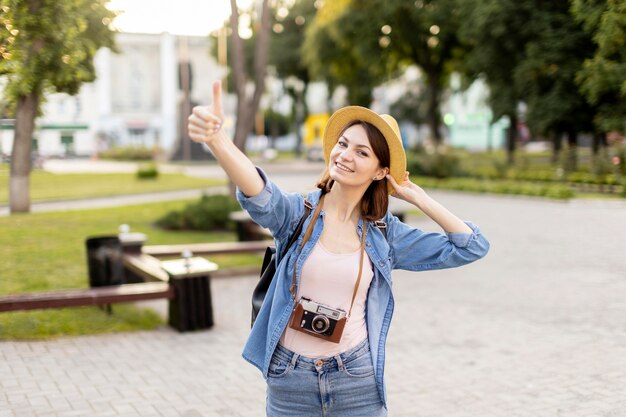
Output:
top-left (0, 235), bottom-right (270, 332)
top-left (0, 282), bottom-right (173, 313)
top-left (143, 240), bottom-right (269, 257)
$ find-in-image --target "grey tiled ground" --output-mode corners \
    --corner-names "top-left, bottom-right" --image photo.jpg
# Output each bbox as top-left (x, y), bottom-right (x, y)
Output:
top-left (2, 191), bottom-right (626, 416)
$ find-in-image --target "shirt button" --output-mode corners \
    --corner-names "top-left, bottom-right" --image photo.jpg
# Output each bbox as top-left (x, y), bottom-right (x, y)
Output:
top-left (380, 261), bottom-right (385, 266)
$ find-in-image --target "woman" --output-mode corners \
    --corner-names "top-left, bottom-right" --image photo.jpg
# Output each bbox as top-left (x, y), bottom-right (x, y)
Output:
top-left (188, 81), bottom-right (490, 417)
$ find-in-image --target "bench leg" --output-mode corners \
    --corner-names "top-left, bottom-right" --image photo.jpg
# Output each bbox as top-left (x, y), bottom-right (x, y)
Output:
top-left (168, 275), bottom-right (214, 332)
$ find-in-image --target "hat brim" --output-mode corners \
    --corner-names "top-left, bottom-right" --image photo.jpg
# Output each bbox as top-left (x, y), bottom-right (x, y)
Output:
top-left (323, 106), bottom-right (406, 194)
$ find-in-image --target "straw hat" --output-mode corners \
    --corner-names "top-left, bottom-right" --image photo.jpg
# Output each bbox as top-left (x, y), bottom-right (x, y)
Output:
top-left (323, 106), bottom-right (407, 194)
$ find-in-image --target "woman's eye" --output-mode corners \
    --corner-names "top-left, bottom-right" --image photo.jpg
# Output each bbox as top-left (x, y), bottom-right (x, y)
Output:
top-left (338, 140), bottom-right (347, 147)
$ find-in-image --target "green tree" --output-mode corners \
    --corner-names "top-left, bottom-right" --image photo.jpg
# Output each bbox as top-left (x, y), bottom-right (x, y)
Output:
top-left (572, 0), bottom-right (626, 136)
top-left (514, 0), bottom-right (596, 167)
top-left (458, 0), bottom-right (536, 164)
top-left (369, 0), bottom-right (465, 145)
top-left (229, 0), bottom-right (271, 157)
top-left (303, 0), bottom-right (386, 106)
top-left (0, 0), bottom-right (116, 213)
top-left (305, 0), bottom-right (464, 145)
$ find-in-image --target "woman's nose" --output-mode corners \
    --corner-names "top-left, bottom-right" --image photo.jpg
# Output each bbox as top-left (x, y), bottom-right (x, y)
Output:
top-left (338, 147), bottom-right (353, 161)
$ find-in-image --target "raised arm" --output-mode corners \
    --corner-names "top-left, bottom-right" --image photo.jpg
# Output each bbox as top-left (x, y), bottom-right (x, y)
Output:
top-left (385, 171), bottom-right (489, 271)
top-left (387, 171), bottom-right (472, 234)
top-left (187, 80), bottom-right (264, 197)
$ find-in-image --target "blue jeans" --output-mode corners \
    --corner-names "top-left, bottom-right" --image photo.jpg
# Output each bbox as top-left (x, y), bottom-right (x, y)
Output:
top-left (266, 339), bottom-right (387, 417)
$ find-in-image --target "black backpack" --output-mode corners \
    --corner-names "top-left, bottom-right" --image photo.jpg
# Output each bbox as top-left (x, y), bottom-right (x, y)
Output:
top-left (251, 200), bottom-right (312, 327)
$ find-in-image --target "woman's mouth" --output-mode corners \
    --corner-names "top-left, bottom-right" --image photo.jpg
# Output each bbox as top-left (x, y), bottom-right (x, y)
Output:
top-left (334, 161), bottom-right (354, 173)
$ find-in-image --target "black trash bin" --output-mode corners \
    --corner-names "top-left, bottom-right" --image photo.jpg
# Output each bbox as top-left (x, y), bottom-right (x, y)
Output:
top-left (85, 236), bottom-right (125, 288)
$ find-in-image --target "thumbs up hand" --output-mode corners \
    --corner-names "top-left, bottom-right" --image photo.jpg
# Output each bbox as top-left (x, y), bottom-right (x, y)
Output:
top-left (188, 80), bottom-right (225, 145)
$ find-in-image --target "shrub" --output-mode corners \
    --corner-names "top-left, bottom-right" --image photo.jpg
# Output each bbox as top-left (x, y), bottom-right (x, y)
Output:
top-left (491, 159), bottom-right (509, 179)
top-left (100, 146), bottom-right (157, 161)
top-left (411, 176), bottom-right (575, 200)
top-left (136, 164), bottom-right (159, 180)
top-left (406, 148), bottom-right (465, 179)
top-left (615, 146), bottom-right (626, 176)
top-left (508, 169), bottom-right (556, 182)
top-left (543, 186), bottom-right (575, 199)
top-left (155, 194), bottom-right (240, 231)
top-left (264, 110), bottom-right (291, 137)
top-left (591, 148), bottom-right (614, 178)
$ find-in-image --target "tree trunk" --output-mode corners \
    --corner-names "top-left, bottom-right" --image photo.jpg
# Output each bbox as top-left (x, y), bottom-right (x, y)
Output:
top-left (289, 89), bottom-right (301, 156)
top-left (10, 92), bottom-right (40, 214)
top-left (289, 82), bottom-right (308, 157)
top-left (229, 0), bottom-right (271, 197)
top-left (425, 74), bottom-right (442, 146)
top-left (551, 132), bottom-right (562, 165)
top-left (232, 98), bottom-right (255, 152)
top-left (591, 132), bottom-right (606, 155)
top-left (566, 130), bottom-right (578, 172)
top-left (229, 0), bottom-right (271, 153)
top-left (506, 113), bottom-right (517, 165)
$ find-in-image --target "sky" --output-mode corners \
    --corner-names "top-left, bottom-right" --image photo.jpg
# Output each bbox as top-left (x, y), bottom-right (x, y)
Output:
top-left (107, 0), bottom-right (245, 36)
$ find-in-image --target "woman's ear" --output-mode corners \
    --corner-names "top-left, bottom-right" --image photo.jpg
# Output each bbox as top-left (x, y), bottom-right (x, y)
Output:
top-left (374, 167), bottom-right (390, 181)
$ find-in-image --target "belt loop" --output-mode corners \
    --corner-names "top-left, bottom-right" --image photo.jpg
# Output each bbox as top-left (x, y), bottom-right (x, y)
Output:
top-left (290, 352), bottom-right (299, 370)
top-left (335, 353), bottom-right (345, 371)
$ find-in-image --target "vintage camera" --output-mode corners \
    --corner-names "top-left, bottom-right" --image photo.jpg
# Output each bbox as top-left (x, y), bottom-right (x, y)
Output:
top-left (288, 297), bottom-right (347, 343)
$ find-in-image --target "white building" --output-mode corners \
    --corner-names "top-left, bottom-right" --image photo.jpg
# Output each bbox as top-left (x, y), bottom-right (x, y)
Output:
top-left (0, 32), bottom-right (222, 158)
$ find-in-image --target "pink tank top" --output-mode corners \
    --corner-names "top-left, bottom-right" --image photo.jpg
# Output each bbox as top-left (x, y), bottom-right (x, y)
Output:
top-left (280, 240), bottom-right (374, 357)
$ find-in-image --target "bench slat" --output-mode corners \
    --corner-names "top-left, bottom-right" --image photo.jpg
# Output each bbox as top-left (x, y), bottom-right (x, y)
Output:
top-left (144, 241), bottom-right (270, 258)
top-left (0, 282), bottom-right (173, 312)
top-left (123, 253), bottom-right (170, 282)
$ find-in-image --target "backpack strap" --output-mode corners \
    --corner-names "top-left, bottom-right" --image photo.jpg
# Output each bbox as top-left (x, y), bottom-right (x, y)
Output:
top-left (279, 199), bottom-right (312, 259)
top-left (374, 220), bottom-right (387, 240)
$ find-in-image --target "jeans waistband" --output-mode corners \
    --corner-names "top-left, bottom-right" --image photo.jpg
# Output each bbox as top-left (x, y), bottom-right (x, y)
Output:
top-left (273, 338), bottom-right (370, 372)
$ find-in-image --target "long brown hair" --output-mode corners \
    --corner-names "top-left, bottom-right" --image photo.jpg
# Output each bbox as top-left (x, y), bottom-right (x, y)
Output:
top-left (317, 120), bottom-right (390, 221)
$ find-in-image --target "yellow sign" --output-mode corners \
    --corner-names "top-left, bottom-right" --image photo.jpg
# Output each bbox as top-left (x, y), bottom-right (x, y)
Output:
top-left (304, 113), bottom-right (330, 147)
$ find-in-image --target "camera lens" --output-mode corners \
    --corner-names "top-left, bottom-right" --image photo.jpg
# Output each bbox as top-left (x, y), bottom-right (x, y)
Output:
top-left (311, 315), bottom-right (330, 334)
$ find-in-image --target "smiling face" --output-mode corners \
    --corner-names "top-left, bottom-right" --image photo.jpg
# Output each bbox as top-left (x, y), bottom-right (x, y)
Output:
top-left (328, 124), bottom-right (389, 191)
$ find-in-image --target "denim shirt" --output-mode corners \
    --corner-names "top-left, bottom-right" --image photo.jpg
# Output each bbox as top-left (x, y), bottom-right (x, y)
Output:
top-left (237, 168), bottom-right (490, 407)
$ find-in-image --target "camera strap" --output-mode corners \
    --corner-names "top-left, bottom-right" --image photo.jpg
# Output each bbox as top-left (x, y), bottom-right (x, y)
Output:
top-left (289, 193), bottom-right (368, 318)
top-left (289, 194), bottom-right (326, 298)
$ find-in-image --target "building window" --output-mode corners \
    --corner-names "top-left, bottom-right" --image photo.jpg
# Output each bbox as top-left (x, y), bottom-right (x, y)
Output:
top-left (75, 98), bottom-right (82, 118)
top-left (128, 128), bottom-right (147, 146)
top-left (61, 132), bottom-right (75, 155)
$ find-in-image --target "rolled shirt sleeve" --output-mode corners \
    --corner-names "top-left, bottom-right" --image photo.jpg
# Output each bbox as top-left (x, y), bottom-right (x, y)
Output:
top-left (236, 167), bottom-right (305, 243)
top-left (388, 215), bottom-right (490, 271)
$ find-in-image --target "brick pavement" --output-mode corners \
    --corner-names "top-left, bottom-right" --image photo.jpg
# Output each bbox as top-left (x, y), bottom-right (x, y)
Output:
top-left (2, 191), bottom-right (626, 416)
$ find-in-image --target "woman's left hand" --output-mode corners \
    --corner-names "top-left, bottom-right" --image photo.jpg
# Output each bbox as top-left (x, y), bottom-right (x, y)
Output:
top-left (386, 171), bottom-right (428, 207)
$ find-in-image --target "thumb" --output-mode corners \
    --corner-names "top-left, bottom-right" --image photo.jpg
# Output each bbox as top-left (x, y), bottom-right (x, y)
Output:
top-left (211, 80), bottom-right (223, 116)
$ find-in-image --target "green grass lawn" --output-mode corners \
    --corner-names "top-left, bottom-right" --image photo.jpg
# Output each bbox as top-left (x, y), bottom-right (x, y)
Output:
top-left (0, 199), bottom-right (261, 340)
top-left (0, 164), bottom-right (225, 204)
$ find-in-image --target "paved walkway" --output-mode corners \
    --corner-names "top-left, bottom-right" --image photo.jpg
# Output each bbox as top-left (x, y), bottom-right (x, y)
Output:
top-left (2, 161), bottom-right (626, 416)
